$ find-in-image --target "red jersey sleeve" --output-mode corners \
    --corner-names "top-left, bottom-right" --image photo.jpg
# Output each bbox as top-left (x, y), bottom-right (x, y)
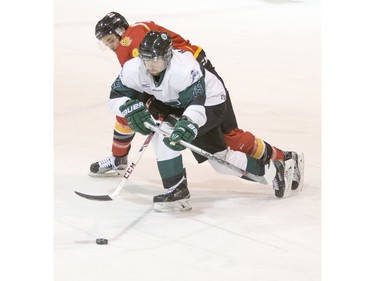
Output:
top-left (153, 23), bottom-right (202, 58)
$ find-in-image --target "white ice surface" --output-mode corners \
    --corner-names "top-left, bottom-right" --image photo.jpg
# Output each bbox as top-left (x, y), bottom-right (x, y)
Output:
top-left (54, 1), bottom-right (320, 280)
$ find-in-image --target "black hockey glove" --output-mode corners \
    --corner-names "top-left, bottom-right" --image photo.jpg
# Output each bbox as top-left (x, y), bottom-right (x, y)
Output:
top-left (119, 99), bottom-right (155, 135)
top-left (146, 96), bottom-right (184, 120)
top-left (163, 117), bottom-right (198, 151)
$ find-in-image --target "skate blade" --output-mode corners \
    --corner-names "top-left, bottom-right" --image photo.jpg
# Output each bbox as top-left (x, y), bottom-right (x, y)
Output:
top-left (153, 199), bottom-right (192, 213)
top-left (282, 159), bottom-right (295, 198)
top-left (88, 170), bottom-right (125, 178)
top-left (295, 153), bottom-right (305, 192)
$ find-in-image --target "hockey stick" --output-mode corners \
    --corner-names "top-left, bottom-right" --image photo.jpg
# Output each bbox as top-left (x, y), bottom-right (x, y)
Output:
top-left (74, 132), bottom-right (155, 201)
top-left (144, 122), bottom-right (269, 184)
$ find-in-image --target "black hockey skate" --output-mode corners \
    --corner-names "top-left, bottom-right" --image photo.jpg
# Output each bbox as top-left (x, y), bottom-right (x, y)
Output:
top-left (273, 160), bottom-right (294, 198)
top-left (284, 151), bottom-right (304, 191)
top-left (89, 154), bottom-right (128, 177)
top-left (153, 179), bottom-right (192, 212)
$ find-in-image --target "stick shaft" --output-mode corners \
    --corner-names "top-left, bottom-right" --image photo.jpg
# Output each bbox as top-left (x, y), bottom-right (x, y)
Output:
top-left (74, 132), bottom-right (155, 201)
top-left (145, 123), bottom-right (268, 184)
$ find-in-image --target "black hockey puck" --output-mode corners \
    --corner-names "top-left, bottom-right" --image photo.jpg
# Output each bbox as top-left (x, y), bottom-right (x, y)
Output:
top-left (96, 238), bottom-right (108, 245)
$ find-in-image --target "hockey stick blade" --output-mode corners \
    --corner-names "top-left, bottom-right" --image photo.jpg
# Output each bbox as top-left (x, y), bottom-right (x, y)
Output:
top-left (74, 191), bottom-right (113, 201)
top-left (74, 132), bottom-right (155, 201)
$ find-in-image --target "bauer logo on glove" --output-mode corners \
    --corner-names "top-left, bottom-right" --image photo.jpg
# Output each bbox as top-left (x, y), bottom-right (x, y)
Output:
top-left (187, 123), bottom-right (198, 135)
top-left (120, 101), bottom-right (145, 115)
top-left (119, 99), bottom-right (156, 135)
top-left (163, 117), bottom-right (198, 151)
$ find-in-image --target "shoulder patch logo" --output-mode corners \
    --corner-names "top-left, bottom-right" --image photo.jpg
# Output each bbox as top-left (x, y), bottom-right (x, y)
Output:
top-left (190, 69), bottom-right (200, 83)
top-left (132, 48), bottom-right (139, 57)
top-left (120, 37), bottom-right (132, 46)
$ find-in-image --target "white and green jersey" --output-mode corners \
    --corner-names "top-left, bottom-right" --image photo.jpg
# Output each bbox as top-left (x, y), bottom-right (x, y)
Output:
top-left (108, 49), bottom-right (226, 128)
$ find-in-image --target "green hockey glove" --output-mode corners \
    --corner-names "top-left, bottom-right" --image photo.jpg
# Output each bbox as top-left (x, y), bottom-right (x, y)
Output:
top-left (163, 117), bottom-right (198, 151)
top-left (119, 99), bottom-right (155, 135)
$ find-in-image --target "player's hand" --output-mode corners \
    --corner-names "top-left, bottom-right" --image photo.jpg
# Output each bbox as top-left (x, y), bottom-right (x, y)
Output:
top-left (163, 117), bottom-right (198, 151)
top-left (120, 99), bottom-right (155, 135)
top-left (146, 96), bottom-right (184, 121)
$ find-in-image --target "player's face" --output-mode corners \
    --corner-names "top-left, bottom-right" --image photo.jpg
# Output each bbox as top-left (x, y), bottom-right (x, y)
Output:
top-left (142, 56), bottom-right (167, 76)
top-left (100, 34), bottom-right (120, 52)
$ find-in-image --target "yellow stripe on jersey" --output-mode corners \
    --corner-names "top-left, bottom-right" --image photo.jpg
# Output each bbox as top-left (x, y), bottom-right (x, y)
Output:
top-left (193, 47), bottom-right (203, 59)
top-left (182, 46), bottom-right (202, 59)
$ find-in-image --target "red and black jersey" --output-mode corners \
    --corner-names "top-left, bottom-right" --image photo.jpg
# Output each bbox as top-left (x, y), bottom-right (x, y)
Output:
top-left (116, 21), bottom-right (202, 66)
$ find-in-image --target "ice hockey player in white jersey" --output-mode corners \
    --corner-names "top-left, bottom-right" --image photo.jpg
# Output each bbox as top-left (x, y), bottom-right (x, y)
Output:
top-left (109, 31), bottom-right (297, 212)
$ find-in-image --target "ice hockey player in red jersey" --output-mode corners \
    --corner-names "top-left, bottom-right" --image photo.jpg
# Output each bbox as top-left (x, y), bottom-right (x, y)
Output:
top-left (90, 12), bottom-right (303, 192)
top-left (110, 31), bottom-right (299, 212)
